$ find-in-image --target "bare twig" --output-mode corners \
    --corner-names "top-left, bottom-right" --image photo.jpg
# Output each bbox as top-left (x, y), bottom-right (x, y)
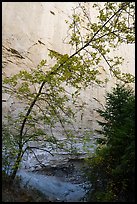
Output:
top-left (28, 148), bottom-right (49, 168)
top-left (29, 146), bottom-right (54, 156)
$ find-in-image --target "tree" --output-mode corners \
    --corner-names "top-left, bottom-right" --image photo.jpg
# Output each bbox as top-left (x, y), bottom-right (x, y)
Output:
top-left (2, 2), bottom-right (135, 181)
top-left (65, 2), bottom-right (135, 83)
top-left (86, 83), bottom-right (135, 202)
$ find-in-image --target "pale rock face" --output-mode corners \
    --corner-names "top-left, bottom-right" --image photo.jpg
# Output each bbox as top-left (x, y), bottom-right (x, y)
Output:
top-left (2, 2), bottom-right (74, 64)
top-left (2, 2), bottom-right (135, 168)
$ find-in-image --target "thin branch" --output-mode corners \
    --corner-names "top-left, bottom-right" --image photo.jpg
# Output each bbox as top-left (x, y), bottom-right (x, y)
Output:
top-left (48, 98), bottom-right (69, 136)
top-left (29, 146), bottom-right (54, 156)
top-left (95, 47), bottom-right (113, 77)
top-left (68, 2), bottom-right (128, 59)
top-left (28, 148), bottom-right (50, 168)
top-left (91, 98), bottom-right (105, 110)
top-left (78, 2), bottom-right (92, 25)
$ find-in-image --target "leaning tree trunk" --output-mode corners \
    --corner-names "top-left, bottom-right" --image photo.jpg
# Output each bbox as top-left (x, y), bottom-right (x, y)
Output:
top-left (10, 145), bottom-right (23, 181)
top-left (10, 82), bottom-right (46, 181)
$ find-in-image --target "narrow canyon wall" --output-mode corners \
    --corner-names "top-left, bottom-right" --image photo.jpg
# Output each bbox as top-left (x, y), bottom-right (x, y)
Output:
top-left (2, 2), bottom-right (135, 168)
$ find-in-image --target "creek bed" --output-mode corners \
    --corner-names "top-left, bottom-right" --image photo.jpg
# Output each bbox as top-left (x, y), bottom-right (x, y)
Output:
top-left (17, 158), bottom-right (92, 202)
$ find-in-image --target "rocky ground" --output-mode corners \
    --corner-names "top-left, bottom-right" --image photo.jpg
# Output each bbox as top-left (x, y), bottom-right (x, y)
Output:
top-left (34, 158), bottom-right (89, 184)
top-left (2, 158), bottom-right (92, 202)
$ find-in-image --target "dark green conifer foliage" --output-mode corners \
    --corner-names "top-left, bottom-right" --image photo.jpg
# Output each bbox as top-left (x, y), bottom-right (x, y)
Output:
top-left (87, 84), bottom-right (135, 202)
